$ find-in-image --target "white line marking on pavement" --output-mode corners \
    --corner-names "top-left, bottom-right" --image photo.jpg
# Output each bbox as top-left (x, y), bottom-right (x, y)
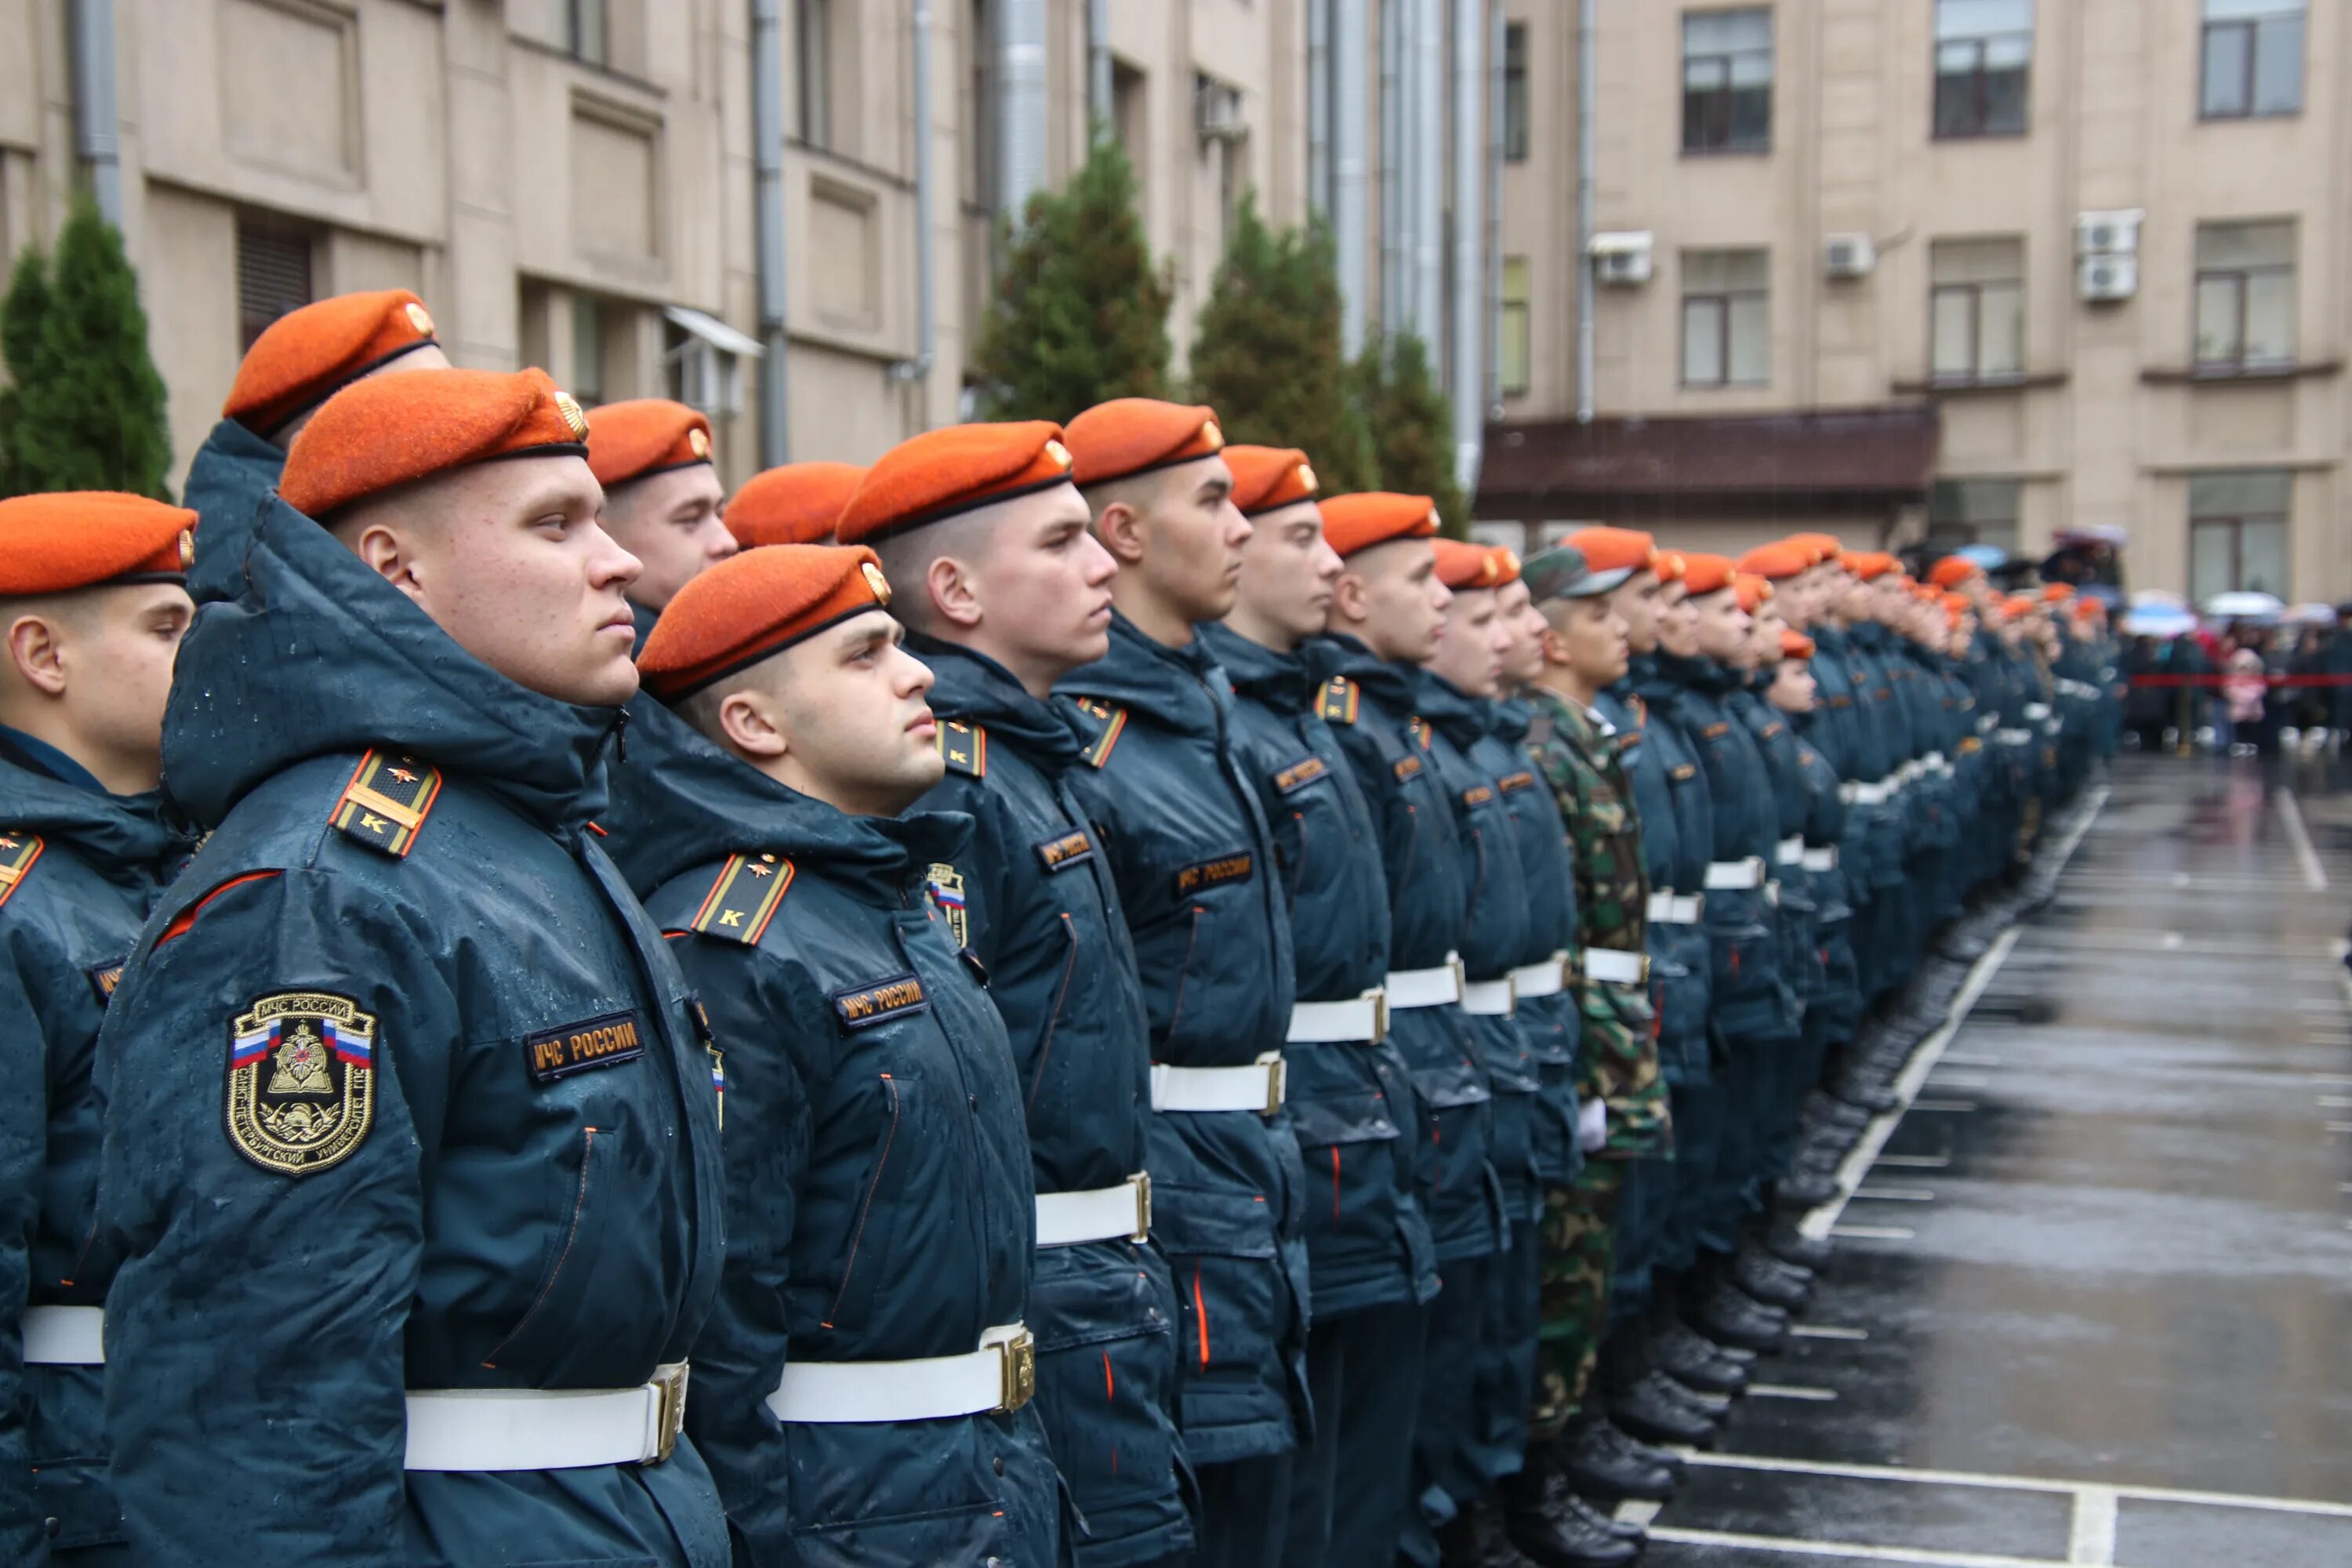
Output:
top-left (1911, 1098), bottom-right (1981, 1113)
top-left (1611, 1497), bottom-right (1662, 1529)
top-left (1645, 1526), bottom-right (2062, 1567)
top-left (1747, 1383), bottom-right (1838, 1402)
top-left (1933, 1073), bottom-right (1992, 1088)
top-left (2067, 1485), bottom-right (2119, 1564)
top-left (2280, 788), bottom-right (2328, 891)
top-left (1853, 1185), bottom-right (1937, 1202)
top-left (2326, 1123), bottom-right (2352, 1134)
top-left (1874, 1153), bottom-right (1952, 1169)
top-left (1789, 1323), bottom-right (1869, 1341)
top-left (1941, 1052), bottom-right (2004, 1067)
top-left (2161, 931), bottom-right (2183, 949)
top-left (1831, 1224), bottom-right (1916, 1240)
top-left (1675, 1449), bottom-right (2352, 1518)
top-left (2320, 1097), bottom-right (2352, 1109)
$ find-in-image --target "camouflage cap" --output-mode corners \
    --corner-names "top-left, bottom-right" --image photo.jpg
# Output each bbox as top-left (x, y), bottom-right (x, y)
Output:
top-left (1523, 543), bottom-right (1632, 604)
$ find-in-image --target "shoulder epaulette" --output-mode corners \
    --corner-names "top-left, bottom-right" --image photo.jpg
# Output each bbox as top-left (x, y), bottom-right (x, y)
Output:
top-left (1073, 699), bottom-right (1129, 769)
top-left (0, 830), bottom-right (43, 909)
top-left (1317, 676), bottom-right (1360, 724)
top-left (328, 750), bottom-right (444, 858)
top-left (937, 720), bottom-right (987, 778)
top-left (687, 852), bottom-right (795, 944)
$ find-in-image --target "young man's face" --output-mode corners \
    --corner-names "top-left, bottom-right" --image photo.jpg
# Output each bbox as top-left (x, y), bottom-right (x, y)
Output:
top-left (602, 464), bottom-right (735, 612)
top-left (1692, 589), bottom-right (1752, 662)
top-left (963, 483), bottom-right (1118, 676)
top-left (1745, 605), bottom-right (1787, 669)
top-left (1656, 580), bottom-right (1700, 658)
top-left (1429, 587), bottom-right (1510, 697)
top-left (1232, 499), bottom-right (1342, 647)
top-left (1133, 456), bottom-right (1253, 622)
top-left (2, 582), bottom-right (194, 787)
top-left (1555, 594), bottom-right (1630, 687)
top-left (1609, 571), bottom-right (1661, 654)
top-left (1766, 657), bottom-right (1817, 713)
top-left (753, 609), bottom-right (943, 815)
top-left (1341, 539), bottom-right (1450, 663)
top-left (1495, 579), bottom-right (1548, 687)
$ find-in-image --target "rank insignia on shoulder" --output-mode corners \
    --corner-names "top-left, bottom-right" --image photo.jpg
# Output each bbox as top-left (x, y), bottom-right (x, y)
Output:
top-left (832, 973), bottom-right (929, 1031)
top-left (87, 957), bottom-right (128, 1007)
top-left (688, 852), bottom-right (794, 944)
top-left (524, 1011), bottom-right (645, 1084)
top-left (1316, 677), bottom-right (1359, 724)
top-left (1272, 755), bottom-right (1328, 795)
top-left (0, 830), bottom-right (43, 909)
top-left (1073, 699), bottom-right (1129, 769)
top-left (328, 750), bottom-right (444, 858)
top-left (226, 990), bottom-right (378, 1177)
top-left (1392, 753), bottom-right (1424, 783)
top-left (1497, 770), bottom-right (1537, 795)
top-left (927, 862), bottom-right (970, 948)
top-left (1174, 851), bottom-right (1254, 898)
top-left (1033, 831), bottom-right (1095, 874)
top-left (1461, 784), bottom-right (1495, 808)
top-left (938, 720), bottom-right (987, 778)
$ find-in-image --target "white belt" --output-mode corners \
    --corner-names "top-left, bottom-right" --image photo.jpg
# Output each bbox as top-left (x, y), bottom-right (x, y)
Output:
top-left (1883, 768), bottom-right (1909, 794)
top-left (1801, 847), bottom-right (1837, 873)
top-left (767, 1325), bottom-right (1036, 1425)
top-left (1997, 728), bottom-right (2033, 746)
top-left (1288, 989), bottom-right (1388, 1044)
top-left (2024, 702), bottom-right (2052, 721)
top-left (1386, 954), bottom-right (1465, 1010)
top-left (1840, 780), bottom-right (1889, 806)
top-left (1976, 713), bottom-right (2000, 735)
top-left (21, 1305), bottom-right (103, 1365)
top-left (1774, 835), bottom-right (1804, 866)
top-left (1926, 750), bottom-right (1950, 775)
top-left (1646, 891), bottom-right (1704, 924)
top-left (1509, 953), bottom-right (1570, 999)
top-left (1461, 978), bottom-right (1516, 1017)
top-left (1036, 1173), bottom-right (1152, 1247)
top-left (1151, 1053), bottom-right (1286, 1113)
top-left (1581, 946), bottom-right (1650, 985)
top-left (406, 1362), bottom-right (689, 1470)
top-left (1703, 857), bottom-right (1766, 891)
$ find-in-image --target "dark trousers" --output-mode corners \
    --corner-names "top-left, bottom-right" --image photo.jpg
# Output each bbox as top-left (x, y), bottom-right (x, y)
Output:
top-left (1663, 1076), bottom-right (1725, 1275)
top-left (1399, 1251), bottom-right (1497, 1565)
top-left (1604, 1153), bottom-right (1671, 1330)
top-left (1188, 1454), bottom-right (1294, 1568)
top-left (1467, 1216), bottom-right (1544, 1486)
top-left (1280, 1301), bottom-right (1427, 1568)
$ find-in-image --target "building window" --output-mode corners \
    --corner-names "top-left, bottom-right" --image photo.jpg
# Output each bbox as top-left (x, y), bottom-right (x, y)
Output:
top-left (1503, 23), bottom-right (1529, 162)
top-left (1934, 0), bottom-right (2032, 139)
top-left (2188, 470), bottom-right (2290, 601)
top-left (2194, 220), bottom-right (2295, 369)
top-left (2202, 0), bottom-right (2304, 120)
top-left (1681, 9), bottom-right (1771, 154)
top-left (235, 218), bottom-right (313, 351)
top-left (1929, 237), bottom-right (2025, 383)
top-left (1927, 477), bottom-right (2021, 554)
top-left (564, 0), bottom-right (608, 67)
top-left (571, 294), bottom-right (608, 407)
top-left (797, 0), bottom-right (832, 149)
top-left (1680, 249), bottom-right (1769, 387)
top-left (1500, 256), bottom-right (1531, 397)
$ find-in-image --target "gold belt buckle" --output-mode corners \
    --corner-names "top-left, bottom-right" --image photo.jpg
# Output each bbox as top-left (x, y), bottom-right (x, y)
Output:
top-left (1367, 987), bottom-right (1391, 1044)
top-left (1260, 1051), bottom-right (1287, 1116)
top-left (645, 1361), bottom-right (690, 1465)
top-left (996, 1330), bottom-right (1037, 1413)
top-left (1127, 1171), bottom-right (1153, 1243)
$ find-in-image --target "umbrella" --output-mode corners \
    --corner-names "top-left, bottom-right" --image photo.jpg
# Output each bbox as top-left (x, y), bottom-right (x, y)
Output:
top-left (2203, 590), bottom-right (2285, 622)
top-left (2122, 604), bottom-right (2198, 638)
top-left (2130, 589), bottom-right (2190, 611)
top-left (2283, 602), bottom-right (2338, 626)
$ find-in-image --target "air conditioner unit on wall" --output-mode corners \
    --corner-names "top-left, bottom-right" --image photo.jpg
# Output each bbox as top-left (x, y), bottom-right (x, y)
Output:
top-left (1824, 233), bottom-right (1876, 279)
top-left (2077, 209), bottom-right (2144, 258)
top-left (1589, 231), bottom-right (1653, 286)
top-left (1195, 78), bottom-right (1246, 142)
top-left (2078, 254), bottom-right (2138, 303)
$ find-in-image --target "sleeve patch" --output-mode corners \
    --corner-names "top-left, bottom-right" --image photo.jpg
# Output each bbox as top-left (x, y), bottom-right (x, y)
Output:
top-left (1272, 755), bottom-right (1330, 794)
top-left (688, 853), bottom-right (795, 944)
top-left (328, 750), bottom-right (445, 858)
top-left (927, 862), bottom-right (970, 948)
top-left (1392, 753), bottom-right (1425, 783)
top-left (1033, 831), bottom-right (1097, 873)
top-left (0, 830), bottom-right (43, 909)
top-left (937, 720), bottom-right (987, 778)
top-left (1316, 677), bottom-right (1360, 724)
top-left (1700, 723), bottom-right (1730, 739)
top-left (1174, 851), bottom-right (1254, 897)
top-left (831, 974), bottom-right (930, 1030)
top-left (1669, 764), bottom-right (1698, 782)
top-left (1461, 785), bottom-right (1496, 808)
top-left (1497, 770), bottom-right (1537, 794)
top-left (524, 1011), bottom-right (646, 1084)
top-left (86, 957), bottom-right (128, 1007)
top-left (226, 990), bottom-right (378, 1177)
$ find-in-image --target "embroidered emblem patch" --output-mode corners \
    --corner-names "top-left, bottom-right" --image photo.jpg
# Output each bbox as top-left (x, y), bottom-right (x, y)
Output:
top-left (1670, 764), bottom-right (1698, 782)
top-left (1496, 771), bottom-right (1537, 794)
top-left (86, 957), bottom-right (127, 1007)
top-left (1701, 723), bottom-right (1730, 739)
top-left (928, 862), bottom-right (970, 948)
top-left (1272, 756), bottom-right (1329, 795)
top-left (1033, 832), bottom-right (1095, 874)
top-left (1174, 852), bottom-right (1254, 897)
top-left (832, 974), bottom-right (929, 1031)
top-left (1460, 785), bottom-right (1496, 808)
top-left (226, 991), bottom-right (378, 1176)
top-left (524, 1011), bottom-right (646, 1084)
top-left (1392, 754), bottom-right (1424, 783)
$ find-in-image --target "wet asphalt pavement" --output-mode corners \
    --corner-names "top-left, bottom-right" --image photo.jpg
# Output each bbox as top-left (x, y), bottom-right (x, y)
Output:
top-left (1636, 752), bottom-right (2352, 1566)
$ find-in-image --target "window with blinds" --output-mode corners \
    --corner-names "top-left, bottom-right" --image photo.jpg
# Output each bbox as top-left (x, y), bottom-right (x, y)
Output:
top-left (237, 220), bottom-right (314, 350)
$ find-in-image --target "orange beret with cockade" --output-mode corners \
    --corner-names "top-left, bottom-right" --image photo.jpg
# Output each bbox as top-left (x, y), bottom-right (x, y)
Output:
top-left (1434, 538), bottom-right (1510, 592)
top-left (1786, 532), bottom-right (1845, 564)
top-left (1927, 555), bottom-right (1984, 589)
top-left (281, 367), bottom-right (590, 521)
top-left (1679, 553), bottom-right (1737, 597)
top-left (2042, 582), bottom-right (2075, 602)
top-left (1486, 546), bottom-right (1523, 586)
top-left (833, 423), bottom-right (1076, 547)
top-left (586, 400), bottom-right (713, 489)
top-left (1654, 550), bottom-right (1687, 584)
top-left (2072, 597), bottom-right (2106, 620)
top-left (638, 545), bottom-right (894, 700)
top-left (1779, 629), bottom-right (1816, 661)
top-left (1739, 541), bottom-right (1813, 582)
top-left (1224, 447), bottom-right (1319, 517)
top-left (0, 493), bottom-right (196, 594)
top-left (225, 290), bottom-right (441, 437)
top-left (1319, 493), bottom-right (1439, 558)
top-left (1063, 399), bottom-right (1226, 488)
top-left (1842, 550), bottom-right (1898, 581)
top-left (1565, 528), bottom-right (1655, 575)
top-left (724, 463), bottom-right (868, 549)
top-left (1734, 572), bottom-right (1773, 614)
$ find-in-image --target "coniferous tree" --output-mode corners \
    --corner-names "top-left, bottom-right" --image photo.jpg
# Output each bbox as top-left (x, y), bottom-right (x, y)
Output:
top-left (9, 197), bottom-right (172, 497)
top-left (971, 136), bottom-right (1173, 422)
top-left (1188, 196), bottom-right (1376, 492)
top-left (0, 244), bottom-right (53, 498)
top-left (1353, 329), bottom-right (1468, 537)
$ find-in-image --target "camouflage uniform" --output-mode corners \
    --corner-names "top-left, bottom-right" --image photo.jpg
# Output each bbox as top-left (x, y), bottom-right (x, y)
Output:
top-left (1523, 686), bottom-right (1671, 1436)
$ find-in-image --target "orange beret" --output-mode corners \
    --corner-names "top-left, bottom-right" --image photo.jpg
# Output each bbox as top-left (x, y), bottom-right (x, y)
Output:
top-left (225, 290), bottom-right (441, 437)
top-left (2000, 595), bottom-right (2037, 620)
top-left (1566, 527), bottom-right (1657, 575)
top-left (1064, 399), bottom-right (1226, 488)
top-left (1434, 539), bottom-right (1509, 592)
top-left (281, 367), bottom-right (590, 521)
top-left (1225, 446), bottom-right (1319, 517)
top-left (1926, 555), bottom-right (1984, 589)
top-left (638, 544), bottom-right (893, 700)
top-left (1843, 550), bottom-right (1898, 581)
top-left (1739, 542), bottom-right (1812, 582)
top-left (1486, 546), bottom-right (1523, 586)
top-left (1786, 532), bottom-right (1845, 563)
top-left (724, 462), bottom-right (867, 548)
top-left (1679, 552), bottom-right (1737, 597)
top-left (0, 492), bottom-right (197, 594)
top-left (2072, 597), bottom-right (2107, 621)
top-left (1654, 550), bottom-right (1687, 584)
top-left (2042, 583), bottom-right (2075, 601)
top-left (1734, 572), bottom-right (1773, 614)
top-left (1320, 493), bottom-right (1439, 558)
top-left (834, 422), bottom-right (1075, 546)
top-left (1779, 630), bottom-right (1816, 661)
top-left (586, 399), bottom-right (713, 489)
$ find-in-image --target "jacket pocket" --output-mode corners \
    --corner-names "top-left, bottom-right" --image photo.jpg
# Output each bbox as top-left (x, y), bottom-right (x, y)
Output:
top-left (482, 1123), bottom-right (616, 1371)
top-left (1151, 1182), bottom-right (1293, 1444)
top-left (821, 1072), bottom-right (921, 1331)
top-left (1030, 1245), bottom-right (1186, 1519)
top-left (1287, 1079), bottom-right (1405, 1252)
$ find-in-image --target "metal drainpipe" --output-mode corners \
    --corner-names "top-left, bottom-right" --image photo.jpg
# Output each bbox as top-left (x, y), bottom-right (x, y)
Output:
top-left (1450, 0), bottom-right (1483, 494)
top-left (1379, 0), bottom-right (1403, 338)
top-left (1307, 0), bottom-right (1329, 216)
top-left (1485, 0), bottom-right (1503, 411)
top-left (999, 0), bottom-right (1047, 220)
top-left (753, 0), bottom-right (791, 463)
top-left (1575, 0), bottom-right (1596, 424)
top-left (1414, 0), bottom-right (1444, 341)
top-left (70, 0), bottom-right (122, 227)
top-left (1088, 0), bottom-right (1112, 134)
top-left (1334, 0), bottom-right (1369, 353)
top-left (892, 0), bottom-right (936, 390)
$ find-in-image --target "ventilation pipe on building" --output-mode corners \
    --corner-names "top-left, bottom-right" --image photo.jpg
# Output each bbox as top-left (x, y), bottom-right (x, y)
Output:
top-left (1450, 0), bottom-right (1483, 494)
top-left (999, 0), bottom-right (1048, 220)
top-left (1333, 0), bottom-right (1369, 354)
top-left (1307, 0), bottom-right (1329, 215)
top-left (1575, 0), bottom-right (1597, 424)
top-left (1378, 0), bottom-right (1404, 339)
top-left (753, 0), bottom-right (792, 463)
top-left (69, 0), bottom-right (122, 227)
top-left (1087, 0), bottom-right (1112, 133)
top-left (892, 0), bottom-right (937, 390)
top-left (1414, 0), bottom-right (1444, 341)
top-left (1485, 0), bottom-right (1504, 410)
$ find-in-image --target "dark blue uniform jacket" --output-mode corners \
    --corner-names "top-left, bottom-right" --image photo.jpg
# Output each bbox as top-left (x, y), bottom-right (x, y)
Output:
top-left (1488, 698), bottom-right (1585, 1189)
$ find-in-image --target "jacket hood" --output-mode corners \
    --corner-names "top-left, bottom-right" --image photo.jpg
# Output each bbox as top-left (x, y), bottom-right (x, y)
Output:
top-left (1312, 632), bottom-right (1421, 716)
top-left (1054, 612), bottom-right (1225, 735)
top-left (1490, 696), bottom-right (1534, 743)
top-left (1653, 651), bottom-right (1735, 694)
top-left (0, 753), bottom-right (182, 882)
top-left (601, 702), bottom-right (972, 906)
top-left (180, 416), bottom-right (286, 608)
top-left (161, 490), bottom-right (624, 833)
top-left (1199, 622), bottom-right (1312, 715)
top-left (905, 633), bottom-right (1087, 769)
top-left (1415, 669), bottom-right (1487, 748)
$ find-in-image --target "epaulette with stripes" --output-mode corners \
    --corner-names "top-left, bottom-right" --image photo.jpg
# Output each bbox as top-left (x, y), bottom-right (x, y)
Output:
top-left (687, 852), bottom-right (795, 944)
top-left (1316, 676), bottom-right (1360, 725)
top-left (1071, 698), bottom-right (1129, 769)
top-left (0, 829), bottom-right (43, 910)
top-left (938, 720), bottom-right (987, 778)
top-left (328, 750), bottom-right (444, 858)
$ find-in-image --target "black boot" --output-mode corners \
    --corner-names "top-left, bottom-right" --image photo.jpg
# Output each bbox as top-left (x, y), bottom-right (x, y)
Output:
top-left (1645, 1313), bottom-right (1748, 1394)
top-left (1690, 1279), bottom-right (1789, 1352)
top-left (1774, 1167), bottom-right (1841, 1210)
top-left (1556, 1411), bottom-right (1676, 1501)
top-left (1501, 1448), bottom-right (1642, 1568)
top-left (1465, 1494), bottom-right (1547, 1568)
top-left (1733, 1244), bottom-right (1813, 1310)
top-left (1764, 1218), bottom-right (1835, 1272)
top-left (1611, 1367), bottom-right (1721, 1445)
top-left (1656, 1276), bottom-right (1756, 1364)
